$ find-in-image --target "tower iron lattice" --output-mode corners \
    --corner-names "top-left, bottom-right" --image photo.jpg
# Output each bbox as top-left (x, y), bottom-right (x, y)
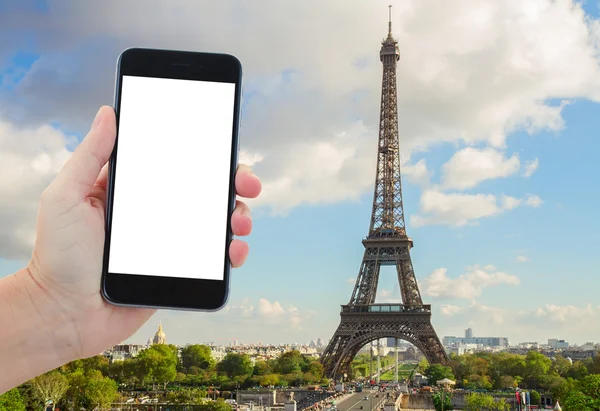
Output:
top-left (320, 6), bottom-right (448, 380)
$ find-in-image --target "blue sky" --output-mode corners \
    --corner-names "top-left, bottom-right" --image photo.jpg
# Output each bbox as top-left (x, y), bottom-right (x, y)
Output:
top-left (1, 0), bottom-right (600, 347)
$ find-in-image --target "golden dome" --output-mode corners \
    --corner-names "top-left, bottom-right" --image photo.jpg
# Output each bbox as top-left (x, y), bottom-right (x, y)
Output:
top-left (152, 322), bottom-right (167, 344)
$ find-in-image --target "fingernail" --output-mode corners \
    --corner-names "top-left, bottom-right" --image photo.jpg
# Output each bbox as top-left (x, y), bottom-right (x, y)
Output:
top-left (92, 108), bottom-right (104, 129)
top-left (241, 207), bottom-right (252, 218)
top-left (240, 164), bottom-right (255, 175)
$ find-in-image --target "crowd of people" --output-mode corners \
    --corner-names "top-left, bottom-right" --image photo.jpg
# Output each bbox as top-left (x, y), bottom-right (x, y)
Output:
top-left (301, 391), bottom-right (347, 411)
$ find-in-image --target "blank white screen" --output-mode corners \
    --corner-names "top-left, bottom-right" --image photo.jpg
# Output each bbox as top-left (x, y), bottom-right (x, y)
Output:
top-left (108, 75), bottom-right (235, 280)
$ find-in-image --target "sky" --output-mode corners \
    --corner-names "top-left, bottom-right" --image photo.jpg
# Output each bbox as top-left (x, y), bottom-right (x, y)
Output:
top-left (1, 0), bottom-right (600, 348)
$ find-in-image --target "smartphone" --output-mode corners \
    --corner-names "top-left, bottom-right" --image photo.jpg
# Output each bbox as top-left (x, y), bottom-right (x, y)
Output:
top-left (101, 48), bottom-right (242, 311)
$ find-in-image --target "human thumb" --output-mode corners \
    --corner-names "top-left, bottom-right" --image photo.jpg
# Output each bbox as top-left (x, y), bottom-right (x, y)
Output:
top-left (50, 106), bottom-right (116, 203)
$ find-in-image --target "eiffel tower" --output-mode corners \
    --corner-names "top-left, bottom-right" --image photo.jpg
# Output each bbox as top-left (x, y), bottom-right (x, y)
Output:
top-left (320, 7), bottom-right (448, 380)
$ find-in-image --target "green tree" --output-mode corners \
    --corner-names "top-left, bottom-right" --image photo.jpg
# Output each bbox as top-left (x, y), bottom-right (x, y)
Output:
top-left (541, 376), bottom-right (576, 404)
top-left (121, 358), bottom-right (144, 387)
top-left (196, 398), bottom-right (232, 411)
top-left (0, 389), bottom-right (26, 411)
top-left (489, 353), bottom-right (526, 382)
top-left (567, 361), bottom-right (589, 380)
top-left (65, 369), bottom-right (90, 410)
top-left (495, 375), bottom-right (515, 390)
top-left (284, 371), bottom-right (305, 387)
top-left (307, 361), bottom-right (325, 381)
top-left (86, 377), bottom-right (119, 410)
top-left (181, 345), bottom-right (216, 371)
top-left (166, 388), bottom-right (208, 404)
top-left (275, 350), bottom-right (306, 374)
top-left (523, 351), bottom-right (551, 388)
top-left (253, 361), bottom-right (272, 376)
top-left (175, 372), bottom-right (187, 383)
top-left (465, 374), bottom-right (493, 390)
top-left (425, 364), bottom-right (455, 386)
top-left (218, 353), bottom-right (254, 378)
top-left (586, 356), bottom-right (600, 375)
top-left (552, 356), bottom-right (572, 378)
top-left (15, 385), bottom-right (37, 411)
top-left (416, 358), bottom-right (429, 374)
top-left (137, 344), bottom-right (178, 388)
top-left (63, 368), bottom-right (113, 410)
top-left (563, 391), bottom-right (597, 411)
top-left (62, 355), bottom-right (110, 376)
top-left (260, 374), bottom-right (280, 387)
top-left (31, 371), bottom-right (69, 411)
top-left (451, 354), bottom-right (493, 388)
top-left (432, 391), bottom-right (453, 411)
top-left (494, 399), bottom-right (510, 411)
top-left (578, 374), bottom-right (600, 399)
top-left (530, 390), bottom-right (541, 406)
top-left (465, 392), bottom-right (509, 411)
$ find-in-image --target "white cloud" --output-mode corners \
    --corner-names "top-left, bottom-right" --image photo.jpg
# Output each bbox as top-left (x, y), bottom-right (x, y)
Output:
top-left (253, 299), bottom-right (304, 328)
top-left (533, 304), bottom-right (596, 324)
top-left (411, 190), bottom-right (543, 227)
top-left (1, 0), bottom-right (599, 214)
top-left (246, 122), bottom-right (376, 214)
top-left (402, 159), bottom-right (432, 187)
top-left (0, 120), bottom-right (72, 259)
top-left (437, 302), bottom-right (600, 343)
top-left (525, 194), bottom-right (544, 207)
top-left (523, 158), bottom-right (539, 177)
top-left (379, 289), bottom-right (393, 298)
top-left (131, 297), bottom-right (310, 345)
top-left (441, 147), bottom-right (520, 190)
top-left (439, 302), bottom-right (506, 326)
top-left (501, 194), bottom-right (523, 210)
top-left (421, 265), bottom-right (520, 300)
top-left (346, 277), bottom-right (356, 285)
top-left (239, 150), bottom-right (264, 167)
top-left (516, 255), bottom-right (529, 262)
top-left (258, 298), bottom-right (285, 317)
top-left (440, 304), bottom-right (464, 316)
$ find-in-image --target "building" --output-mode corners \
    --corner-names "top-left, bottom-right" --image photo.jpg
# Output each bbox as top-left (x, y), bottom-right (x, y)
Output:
top-left (443, 329), bottom-right (508, 348)
top-left (112, 344), bottom-right (144, 356)
top-left (562, 349), bottom-right (596, 361)
top-left (211, 346), bottom-right (227, 362)
top-left (445, 343), bottom-right (479, 356)
top-left (519, 342), bottom-right (539, 349)
top-left (103, 343), bottom-right (146, 363)
top-left (152, 322), bottom-right (167, 345)
top-left (548, 339), bottom-right (569, 349)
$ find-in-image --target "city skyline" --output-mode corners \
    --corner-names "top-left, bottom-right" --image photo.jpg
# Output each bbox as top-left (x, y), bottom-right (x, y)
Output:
top-left (135, 321), bottom-right (587, 348)
top-left (1, 0), bottom-right (600, 347)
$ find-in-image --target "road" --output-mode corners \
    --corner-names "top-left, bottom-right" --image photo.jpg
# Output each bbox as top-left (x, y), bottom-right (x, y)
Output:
top-left (335, 390), bottom-right (387, 411)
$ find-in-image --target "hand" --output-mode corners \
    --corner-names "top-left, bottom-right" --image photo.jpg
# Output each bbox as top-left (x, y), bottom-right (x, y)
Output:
top-left (23, 106), bottom-right (261, 362)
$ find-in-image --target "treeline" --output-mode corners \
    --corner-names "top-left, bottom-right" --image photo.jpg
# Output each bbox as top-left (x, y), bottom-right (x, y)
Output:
top-left (417, 351), bottom-right (600, 410)
top-left (350, 353), bottom-right (395, 378)
top-left (0, 346), bottom-right (327, 411)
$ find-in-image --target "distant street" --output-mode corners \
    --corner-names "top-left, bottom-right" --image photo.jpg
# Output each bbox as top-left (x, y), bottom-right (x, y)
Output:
top-left (336, 390), bottom-right (386, 411)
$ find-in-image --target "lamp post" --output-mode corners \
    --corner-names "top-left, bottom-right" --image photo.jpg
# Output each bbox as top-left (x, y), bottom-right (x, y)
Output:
top-left (441, 386), bottom-right (445, 411)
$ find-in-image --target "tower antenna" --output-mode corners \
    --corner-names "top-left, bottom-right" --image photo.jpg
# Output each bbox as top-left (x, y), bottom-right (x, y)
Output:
top-left (388, 5), bottom-right (392, 37)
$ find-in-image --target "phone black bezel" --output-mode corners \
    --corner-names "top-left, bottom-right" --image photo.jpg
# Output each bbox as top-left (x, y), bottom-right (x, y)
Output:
top-left (101, 48), bottom-right (242, 311)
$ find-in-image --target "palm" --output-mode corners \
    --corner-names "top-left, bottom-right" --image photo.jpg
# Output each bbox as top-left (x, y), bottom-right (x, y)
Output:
top-left (26, 106), bottom-right (260, 362)
top-left (32, 174), bottom-right (154, 358)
